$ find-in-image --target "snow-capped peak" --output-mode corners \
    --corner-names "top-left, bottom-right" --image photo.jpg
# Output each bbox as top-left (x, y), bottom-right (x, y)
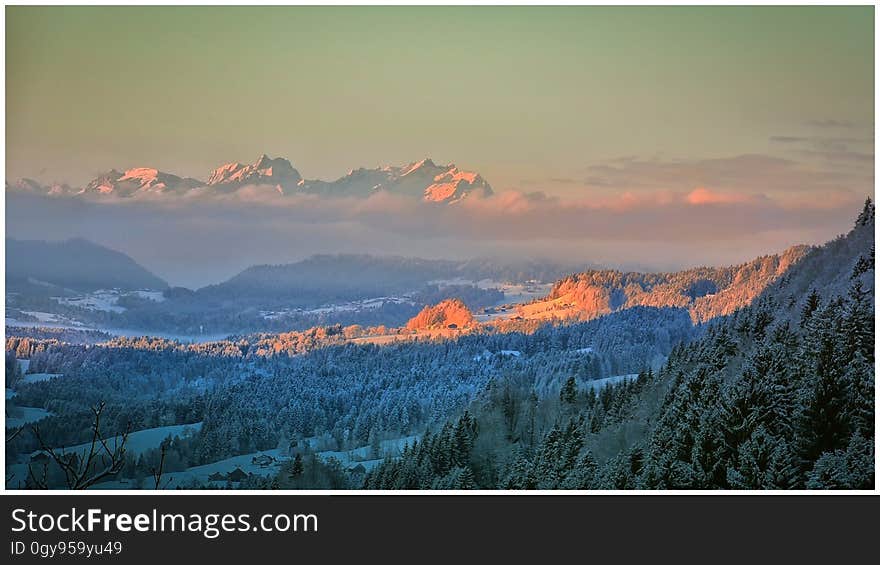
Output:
top-left (118, 167), bottom-right (159, 182)
top-left (400, 158), bottom-right (438, 177)
top-left (207, 154), bottom-right (302, 192)
top-left (81, 167), bottom-right (202, 196)
top-left (8, 154), bottom-right (491, 204)
top-left (424, 166), bottom-right (492, 203)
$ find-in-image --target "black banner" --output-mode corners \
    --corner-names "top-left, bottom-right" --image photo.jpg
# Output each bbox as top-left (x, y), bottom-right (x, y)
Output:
top-left (1, 495), bottom-right (877, 562)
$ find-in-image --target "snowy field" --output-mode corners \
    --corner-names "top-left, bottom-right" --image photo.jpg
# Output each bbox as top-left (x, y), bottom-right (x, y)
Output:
top-left (55, 291), bottom-right (125, 313)
top-left (5, 317), bottom-right (86, 330)
top-left (6, 322), bottom-right (229, 344)
top-left (131, 290), bottom-right (166, 302)
top-left (21, 310), bottom-right (63, 323)
top-left (5, 422), bottom-right (202, 489)
top-left (6, 406), bottom-right (53, 429)
top-left (7, 359), bottom-right (56, 428)
top-left (583, 374), bottom-right (639, 391)
top-left (473, 349), bottom-right (523, 361)
top-left (60, 422), bottom-right (204, 457)
top-left (75, 435), bottom-right (415, 489)
top-left (423, 278), bottom-right (552, 323)
top-left (260, 295), bottom-right (416, 320)
top-left (6, 423), bottom-right (417, 489)
top-left (54, 289), bottom-right (166, 314)
top-left (310, 435), bottom-right (420, 467)
top-left (100, 328), bottom-right (230, 343)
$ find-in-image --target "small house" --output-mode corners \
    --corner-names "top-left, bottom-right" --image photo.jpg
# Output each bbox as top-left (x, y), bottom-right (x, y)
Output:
top-left (348, 464), bottom-right (367, 477)
top-left (29, 452), bottom-right (51, 465)
top-left (226, 468), bottom-right (249, 483)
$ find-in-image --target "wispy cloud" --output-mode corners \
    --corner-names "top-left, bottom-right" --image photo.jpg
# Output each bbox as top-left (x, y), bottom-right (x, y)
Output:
top-left (24, 173), bottom-right (859, 244)
top-left (580, 153), bottom-right (870, 196)
top-left (8, 143), bottom-right (870, 287)
top-left (768, 132), bottom-right (874, 172)
top-left (805, 119), bottom-right (856, 129)
top-left (769, 136), bottom-right (808, 143)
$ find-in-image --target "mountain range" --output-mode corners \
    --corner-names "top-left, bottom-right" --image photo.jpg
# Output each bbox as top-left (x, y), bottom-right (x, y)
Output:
top-left (6, 155), bottom-right (493, 204)
top-left (6, 233), bottom-right (819, 336)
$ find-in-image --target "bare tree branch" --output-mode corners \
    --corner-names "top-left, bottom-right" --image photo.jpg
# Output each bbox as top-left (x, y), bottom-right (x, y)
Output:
top-left (6, 427), bottom-right (24, 443)
top-left (28, 402), bottom-right (131, 490)
top-left (150, 443), bottom-right (173, 490)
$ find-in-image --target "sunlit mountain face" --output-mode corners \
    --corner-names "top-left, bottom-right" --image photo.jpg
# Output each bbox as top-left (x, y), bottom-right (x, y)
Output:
top-left (9, 154), bottom-right (492, 204)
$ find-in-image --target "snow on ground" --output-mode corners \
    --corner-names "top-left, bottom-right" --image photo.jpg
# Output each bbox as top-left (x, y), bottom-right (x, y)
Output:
top-left (131, 290), bottom-right (166, 302)
top-left (18, 359), bottom-right (30, 373)
top-left (159, 448), bottom-right (289, 487)
top-left (429, 278), bottom-right (551, 303)
top-left (55, 291), bottom-right (125, 313)
top-left (306, 296), bottom-right (413, 315)
top-left (121, 422), bottom-right (203, 455)
top-left (20, 311), bottom-right (63, 323)
top-left (260, 295), bottom-right (416, 320)
top-left (53, 289), bottom-right (166, 313)
top-left (8, 431), bottom-right (420, 489)
top-left (22, 373), bottom-right (62, 384)
top-left (7, 321), bottom-right (228, 344)
top-left (474, 305), bottom-right (519, 323)
top-left (424, 278), bottom-right (552, 324)
top-left (6, 363), bottom-right (57, 428)
top-left (5, 318), bottom-right (86, 330)
top-left (55, 422), bottom-right (203, 458)
top-left (6, 406), bottom-right (53, 429)
top-left (102, 328), bottom-right (230, 344)
top-left (109, 435), bottom-right (418, 489)
top-left (583, 374), bottom-right (638, 391)
top-left (496, 282), bottom-right (553, 303)
top-left (5, 422), bottom-right (202, 489)
top-left (473, 350), bottom-right (524, 362)
top-left (312, 435), bottom-right (420, 468)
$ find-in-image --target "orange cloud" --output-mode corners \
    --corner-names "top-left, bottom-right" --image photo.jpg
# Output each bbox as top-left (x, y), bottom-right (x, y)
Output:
top-left (686, 186), bottom-right (752, 205)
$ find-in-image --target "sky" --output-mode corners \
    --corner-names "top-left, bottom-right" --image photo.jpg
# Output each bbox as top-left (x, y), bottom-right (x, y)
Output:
top-left (5, 6), bottom-right (876, 286)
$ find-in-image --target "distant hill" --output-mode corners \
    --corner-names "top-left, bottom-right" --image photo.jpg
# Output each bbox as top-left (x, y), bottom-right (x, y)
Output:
top-left (516, 245), bottom-right (810, 323)
top-left (6, 238), bottom-right (167, 292)
top-left (194, 255), bottom-right (588, 308)
top-left (196, 255), bottom-right (461, 306)
top-left (405, 298), bottom-right (476, 331)
top-left (365, 202), bottom-right (876, 490)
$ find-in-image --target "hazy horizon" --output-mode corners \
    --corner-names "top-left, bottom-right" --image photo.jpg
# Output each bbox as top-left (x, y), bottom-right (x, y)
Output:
top-left (6, 5), bottom-right (874, 286)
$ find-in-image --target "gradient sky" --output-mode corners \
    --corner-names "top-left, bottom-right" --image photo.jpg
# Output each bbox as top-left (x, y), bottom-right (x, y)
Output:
top-left (5, 6), bottom-right (876, 286)
top-left (7, 6), bottom-right (874, 192)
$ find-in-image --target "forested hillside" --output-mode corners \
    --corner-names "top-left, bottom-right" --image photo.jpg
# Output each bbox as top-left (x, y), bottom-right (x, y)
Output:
top-left (521, 245), bottom-right (809, 324)
top-left (5, 203), bottom-right (873, 490)
top-left (365, 202), bottom-right (875, 489)
top-left (6, 304), bottom-right (694, 488)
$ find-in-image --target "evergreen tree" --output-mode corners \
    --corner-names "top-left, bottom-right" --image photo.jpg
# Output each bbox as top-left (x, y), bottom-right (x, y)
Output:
top-left (290, 453), bottom-right (304, 479)
top-left (560, 376), bottom-right (578, 405)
